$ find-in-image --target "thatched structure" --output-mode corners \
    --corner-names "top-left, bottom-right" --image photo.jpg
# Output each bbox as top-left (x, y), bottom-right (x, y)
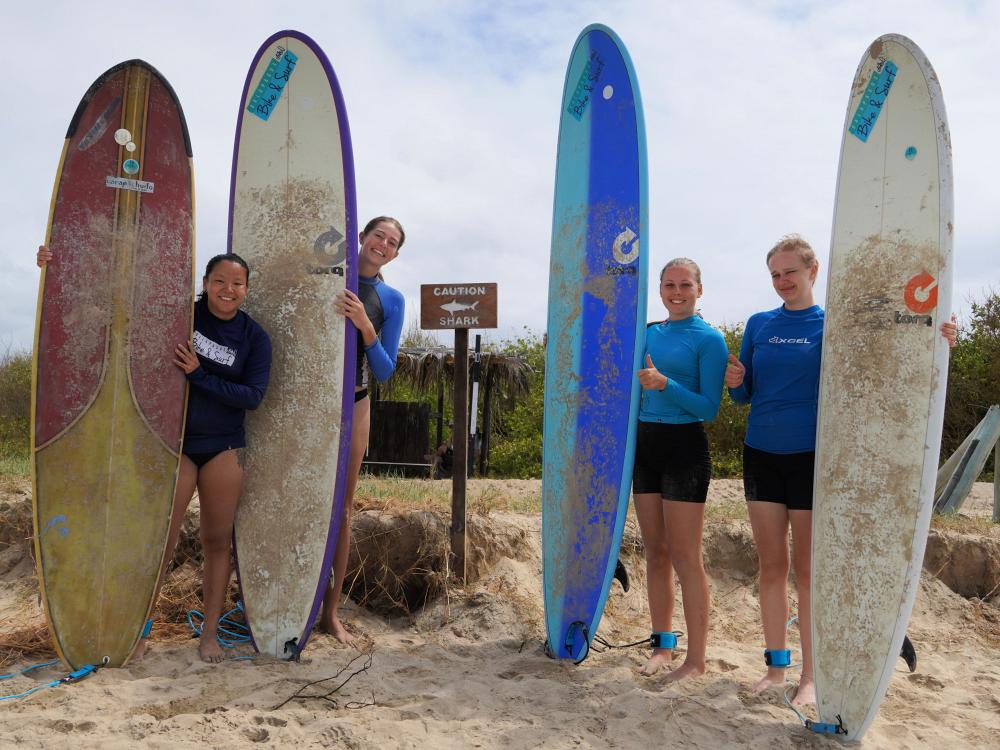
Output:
top-left (370, 346), bottom-right (533, 476)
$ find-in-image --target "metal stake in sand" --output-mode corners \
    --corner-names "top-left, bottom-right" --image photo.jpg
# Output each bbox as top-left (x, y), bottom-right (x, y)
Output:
top-left (420, 283), bottom-right (498, 582)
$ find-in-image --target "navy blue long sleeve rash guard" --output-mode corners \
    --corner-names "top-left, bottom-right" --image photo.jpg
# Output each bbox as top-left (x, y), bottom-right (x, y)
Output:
top-left (183, 299), bottom-right (272, 454)
top-left (728, 305), bottom-right (823, 453)
top-left (357, 274), bottom-right (404, 385)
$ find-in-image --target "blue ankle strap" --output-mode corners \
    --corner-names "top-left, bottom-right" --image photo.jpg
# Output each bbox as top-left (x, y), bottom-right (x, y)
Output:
top-left (141, 619), bottom-right (153, 638)
top-left (651, 632), bottom-right (678, 649)
top-left (764, 648), bottom-right (792, 667)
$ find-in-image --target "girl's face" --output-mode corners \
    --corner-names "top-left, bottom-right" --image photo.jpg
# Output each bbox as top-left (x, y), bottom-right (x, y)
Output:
top-left (358, 221), bottom-right (403, 273)
top-left (203, 260), bottom-right (248, 320)
top-left (660, 265), bottom-right (702, 320)
top-left (768, 250), bottom-right (817, 309)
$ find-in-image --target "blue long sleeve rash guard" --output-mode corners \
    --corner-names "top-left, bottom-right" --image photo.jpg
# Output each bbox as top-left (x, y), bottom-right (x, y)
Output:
top-left (357, 274), bottom-right (404, 385)
top-left (728, 305), bottom-right (823, 453)
top-left (639, 315), bottom-right (728, 424)
top-left (184, 299), bottom-right (272, 453)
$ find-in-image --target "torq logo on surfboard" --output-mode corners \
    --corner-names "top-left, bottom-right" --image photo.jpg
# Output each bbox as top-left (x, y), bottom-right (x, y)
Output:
top-left (606, 227), bottom-right (639, 276)
top-left (895, 272), bottom-right (937, 326)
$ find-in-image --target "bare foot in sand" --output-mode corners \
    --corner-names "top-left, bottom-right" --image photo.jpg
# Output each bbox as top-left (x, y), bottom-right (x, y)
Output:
top-left (662, 661), bottom-right (705, 683)
top-left (199, 634), bottom-right (226, 663)
top-left (751, 668), bottom-right (788, 694)
top-left (319, 612), bottom-right (355, 644)
top-left (791, 677), bottom-right (815, 706)
top-left (640, 648), bottom-right (674, 676)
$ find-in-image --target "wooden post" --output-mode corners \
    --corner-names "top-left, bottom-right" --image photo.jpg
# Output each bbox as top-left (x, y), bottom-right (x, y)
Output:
top-left (451, 328), bottom-right (469, 581)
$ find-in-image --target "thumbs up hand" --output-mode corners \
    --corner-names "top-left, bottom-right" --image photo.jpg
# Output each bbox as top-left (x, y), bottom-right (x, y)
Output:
top-left (638, 354), bottom-right (668, 391)
top-left (725, 353), bottom-right (746, 388)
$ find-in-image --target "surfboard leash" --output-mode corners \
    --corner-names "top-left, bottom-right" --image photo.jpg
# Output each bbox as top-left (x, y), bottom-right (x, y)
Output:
top-left (784, 692), bottom-right (848, 737)
top-left (187, 602), bottom-right (254, 660)
top-left (0, 658), bottom-right (107, 703)
top-left (591, 630), bottom-right (685, 652)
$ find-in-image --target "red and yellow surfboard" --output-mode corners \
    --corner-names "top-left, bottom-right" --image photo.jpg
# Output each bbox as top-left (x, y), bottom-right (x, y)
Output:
top-left (32, 60), bottom-right (194, 668)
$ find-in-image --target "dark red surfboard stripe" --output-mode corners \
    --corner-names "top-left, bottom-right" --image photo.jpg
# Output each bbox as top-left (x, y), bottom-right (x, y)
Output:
top-left (36, 70), bottom-right (124, 446)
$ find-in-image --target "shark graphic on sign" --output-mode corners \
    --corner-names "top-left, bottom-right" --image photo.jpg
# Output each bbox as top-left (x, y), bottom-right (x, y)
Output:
top-left (441, 300), bottom-right (480, 314)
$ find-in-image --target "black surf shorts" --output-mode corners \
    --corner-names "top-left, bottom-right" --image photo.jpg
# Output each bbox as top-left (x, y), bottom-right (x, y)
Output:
top-left (632, 421), bottom-right (712, 503)
top-left (742, 444), bottom-right (815, 511)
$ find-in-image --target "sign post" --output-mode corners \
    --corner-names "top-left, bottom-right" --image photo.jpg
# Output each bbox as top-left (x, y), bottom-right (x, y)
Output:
top-left (420, 283), bottom-right (498, 582)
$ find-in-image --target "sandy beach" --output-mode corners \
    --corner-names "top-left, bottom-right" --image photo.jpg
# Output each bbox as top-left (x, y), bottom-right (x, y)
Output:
top-left (0, 478), bottom-right (997, 749)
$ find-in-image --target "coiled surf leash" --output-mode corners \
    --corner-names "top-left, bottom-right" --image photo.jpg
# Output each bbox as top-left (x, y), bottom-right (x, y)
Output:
top-left (187, 602), bottom-right (255, 660)
top-left (0, 658), bottom-right (107, 703)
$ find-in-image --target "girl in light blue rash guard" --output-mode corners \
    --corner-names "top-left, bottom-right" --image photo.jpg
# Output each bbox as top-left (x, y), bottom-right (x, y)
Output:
top-left (633, 257), bottom-right (727, 682)
top-left (320, 216), bottom-right (406, 642)
top-left (726, 234), bottom-right (956, 705)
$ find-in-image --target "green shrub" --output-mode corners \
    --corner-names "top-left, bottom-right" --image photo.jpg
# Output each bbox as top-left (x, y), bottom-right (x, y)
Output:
top-left (0, 347), bottom-right (31, 474)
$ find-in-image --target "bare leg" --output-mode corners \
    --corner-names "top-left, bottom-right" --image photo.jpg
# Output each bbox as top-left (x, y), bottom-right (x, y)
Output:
top-left (789, 509), bottom-right (815, 705)
top-left (130, 456), bottom-right (198, 662)
top-left (747, 500), bottom-right (792, 693)
top-left (320, 395), bottom-right (370, 642)
top-left (661, 500), bottom-right (709, 682)
top-left (633, 493), bottom-right (675, 675)
top-left (195, 450), bottom-right (243, 663)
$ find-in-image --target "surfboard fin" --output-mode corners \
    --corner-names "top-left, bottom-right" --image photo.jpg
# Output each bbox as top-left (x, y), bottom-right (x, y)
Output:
top-left (900, 634), bottom-right (917, 672)
top-left (613, 558), bottom-right (630, 593)
top-left (283, 638), bottom-right (301, 662)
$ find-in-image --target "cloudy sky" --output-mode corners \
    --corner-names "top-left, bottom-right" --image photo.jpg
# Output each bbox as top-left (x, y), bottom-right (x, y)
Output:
top-left (2, 0), bottom-right (997, 352)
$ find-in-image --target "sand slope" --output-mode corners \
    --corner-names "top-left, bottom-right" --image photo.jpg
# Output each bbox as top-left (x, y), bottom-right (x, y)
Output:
top-left (0, 479), bottom-right (998, 749)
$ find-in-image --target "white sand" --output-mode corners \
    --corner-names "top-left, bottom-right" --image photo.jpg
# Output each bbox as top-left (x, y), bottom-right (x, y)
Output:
top-left (0, 480), bottom-right (997, 749)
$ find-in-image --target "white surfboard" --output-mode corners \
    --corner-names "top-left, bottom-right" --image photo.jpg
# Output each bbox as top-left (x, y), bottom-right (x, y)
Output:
top-left (812, 34), bottom-right (952, 740)
top-left (229, 30), bottom-right (357, 659)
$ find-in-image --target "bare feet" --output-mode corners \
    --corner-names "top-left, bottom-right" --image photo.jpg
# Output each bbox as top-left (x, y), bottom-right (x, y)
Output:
top-left (751, 668), bottom-right (788, 694)
top-left (662, 661), bottom-right (705, 683)
top-left (791, 676), bottom-right (816, 706)
top-left (639, 648), bottom-right (674, 676)
top-left (198, 632), bottom-right (226, 663)
top-left (320, 612), bottom-right (355, 644)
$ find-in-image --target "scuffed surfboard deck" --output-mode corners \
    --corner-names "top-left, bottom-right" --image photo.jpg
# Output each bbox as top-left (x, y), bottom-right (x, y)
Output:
top-left (32, 60), bottom-right (194, 669)
top-left (542, 24), bottom-right (647, 661)
top-left (230, 30), bottom-right (357, 659)
top-left (812, 34), bottom-right (952, 740)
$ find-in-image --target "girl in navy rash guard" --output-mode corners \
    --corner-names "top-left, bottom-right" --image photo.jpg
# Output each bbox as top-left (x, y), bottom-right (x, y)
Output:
top-left (726, 235), bottom-right (956, 706)
top-left (34, 247), bottom-right (271, 664)
top-left (633, 257), bottom-right (728, 682)
top-left (320, 216), bottom-right (405, 642)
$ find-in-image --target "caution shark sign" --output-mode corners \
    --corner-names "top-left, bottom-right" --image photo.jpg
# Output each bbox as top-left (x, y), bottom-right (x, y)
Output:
top-left (420, 283), bottom-right (498, 329)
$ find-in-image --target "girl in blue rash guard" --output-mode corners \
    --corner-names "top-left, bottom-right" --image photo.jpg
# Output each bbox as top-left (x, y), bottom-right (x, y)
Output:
top-left (726, 234), bottom-right (957, 705)
top-left (633, 257), bottom-right (728, 682)
top-left (34, 247), bottom-right (271, 663)
top-left (320, 216), bottom-right (406, 642)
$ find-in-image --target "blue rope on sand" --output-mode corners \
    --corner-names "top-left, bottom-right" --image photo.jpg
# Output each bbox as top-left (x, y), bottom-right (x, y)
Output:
top-left (187, 603), bottom-right (255, 661)
top-left (0, 661), bottom-right (105, 703)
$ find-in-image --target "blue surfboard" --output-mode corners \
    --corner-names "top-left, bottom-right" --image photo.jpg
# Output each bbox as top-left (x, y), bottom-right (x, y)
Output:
top-left (542, 24), bottom-right (648, 662)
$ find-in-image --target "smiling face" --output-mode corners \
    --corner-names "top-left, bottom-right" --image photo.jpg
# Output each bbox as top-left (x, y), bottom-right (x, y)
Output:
top-left (203, 260), bottom-right (248, 320)
top-left (660, 264), bottom-right (702, 320)
top-left (358, 221), bottom-right (403, 277)
top-left (768, 249), bottom-right (817, 310)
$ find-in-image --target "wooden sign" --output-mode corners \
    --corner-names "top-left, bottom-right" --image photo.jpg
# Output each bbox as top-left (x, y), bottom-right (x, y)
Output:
top-left (420, 283), bottom-right (498, 329)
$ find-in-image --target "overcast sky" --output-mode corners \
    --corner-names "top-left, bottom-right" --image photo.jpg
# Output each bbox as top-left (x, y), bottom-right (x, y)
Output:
top-left (2, 0), bottom-right (997, 352)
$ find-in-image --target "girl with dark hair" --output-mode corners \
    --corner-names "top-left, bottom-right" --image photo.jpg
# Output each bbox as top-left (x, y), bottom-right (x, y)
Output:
top-left (319, 217), bottom-right (406, 642)
top-left (36, 247), bottom-right (272, 663)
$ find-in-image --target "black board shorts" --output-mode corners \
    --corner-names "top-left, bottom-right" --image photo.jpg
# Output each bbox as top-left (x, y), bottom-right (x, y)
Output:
top-left (742, 444), bottom-right (815, 511)
top-left (632, 421), bottom-right (712, 503)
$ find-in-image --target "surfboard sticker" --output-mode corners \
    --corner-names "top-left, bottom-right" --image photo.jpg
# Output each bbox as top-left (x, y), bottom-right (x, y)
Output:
top-left (849, 59), bottom-right (898, 142)
top-left (247, 47), bottom-right (299, 121)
